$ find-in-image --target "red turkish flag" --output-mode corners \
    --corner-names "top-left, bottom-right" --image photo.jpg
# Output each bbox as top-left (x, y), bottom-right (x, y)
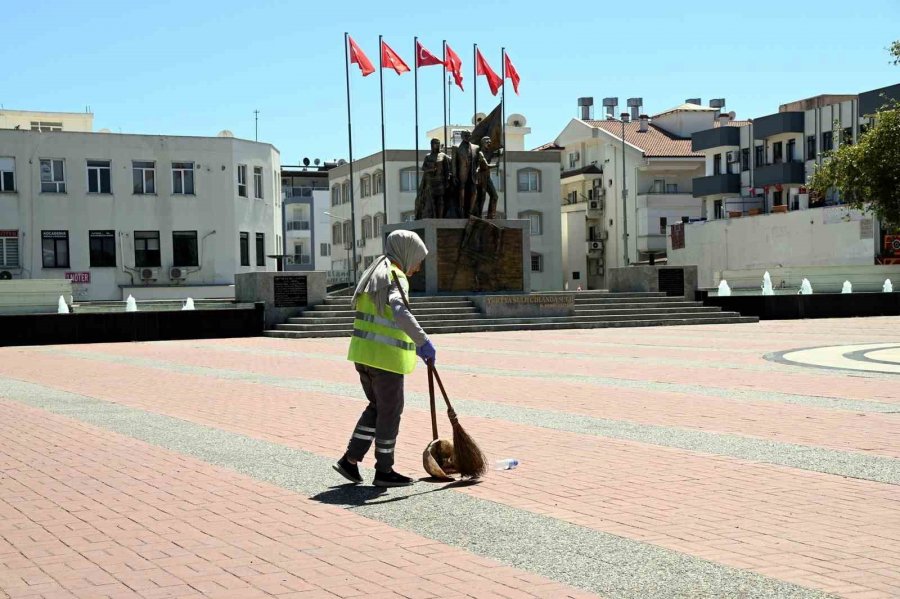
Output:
top-left (504, 53), bottom-right (520, 95)
top-left (348, 36), bottom-right (374, 77)
top-left (416, 41), bottom-right (443, 68)
top-left (380, 40), bottom-right (410, 75)
top-left (475, 48), bottom-right (501, 96)
top-left (445, 44), bottom-right (464, 91)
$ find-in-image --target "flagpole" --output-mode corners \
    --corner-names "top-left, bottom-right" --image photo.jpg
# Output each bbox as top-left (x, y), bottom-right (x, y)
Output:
top-left (442, 40), bottom-right (448, 151)
top-left (501, 47), bottom-right (508, 218)
top-left (379, 35), bottom-right (388, 223)
top-left (473, 43), bottom-right (477, 122)
top-left (414, 36), bottom-right (420, 201)
top-left (344, 32), bottom-right (358, 283)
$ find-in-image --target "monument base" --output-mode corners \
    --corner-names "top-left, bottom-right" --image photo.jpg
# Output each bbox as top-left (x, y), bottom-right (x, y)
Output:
top-left (235, 271), bottom-right (326, 328)
top-left (384, 218), bottom-right (530, 295)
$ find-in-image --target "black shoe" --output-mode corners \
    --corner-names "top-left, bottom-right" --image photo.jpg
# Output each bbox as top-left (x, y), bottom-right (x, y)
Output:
top-left (333, 455), bottom-right (363, 484)
top-left (373, 469), bottom-right (414, 488)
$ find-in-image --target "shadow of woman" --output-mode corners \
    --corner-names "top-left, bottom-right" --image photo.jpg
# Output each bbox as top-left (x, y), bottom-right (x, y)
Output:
top-left (310, 478), bottom-right (482, 509)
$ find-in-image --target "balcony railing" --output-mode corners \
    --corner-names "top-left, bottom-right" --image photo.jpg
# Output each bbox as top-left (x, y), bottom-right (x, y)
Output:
top-left (753, 161), bottom-right (806, 187)
top-left (287, 254), bottom-right (312, 265)
top-left (282, 185), bottom-right (326, 200)
top-left (286, 220), bottom-right (311, 231)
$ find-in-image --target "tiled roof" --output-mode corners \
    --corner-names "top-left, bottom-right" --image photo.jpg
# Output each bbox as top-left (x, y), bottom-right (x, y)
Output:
top-left (532, 141), bottom-right (563, 151)
top-left (713, 120), bottom-right (750, 128)
top-left (651, 103), bottom-right (717, 118)
top-left (584, 120), bottom-right (700, 158)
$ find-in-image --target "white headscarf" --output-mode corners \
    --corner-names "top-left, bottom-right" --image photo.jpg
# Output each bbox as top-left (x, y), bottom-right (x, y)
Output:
top-left (352, 230), bottom-right (428, 309)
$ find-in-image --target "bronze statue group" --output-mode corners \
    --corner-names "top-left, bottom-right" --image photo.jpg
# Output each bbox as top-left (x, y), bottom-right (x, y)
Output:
top-left (415, 130), bottom-right (500, 221)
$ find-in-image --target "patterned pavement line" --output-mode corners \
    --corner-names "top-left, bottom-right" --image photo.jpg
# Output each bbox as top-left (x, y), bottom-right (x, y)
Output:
top-left (34, 347), bottom-right (900, 485)
top-left (184, 343), bottom-right (900, 413)
top-left (0, 377), bottom-right (832, 599)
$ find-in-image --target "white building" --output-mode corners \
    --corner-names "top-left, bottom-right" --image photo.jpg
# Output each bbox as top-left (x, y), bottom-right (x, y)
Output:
top-left (550, 98), bottom-right (712, 290)
top-left (280, 162), bottom-right (333, 277)
top-left (673, 82), bottom-right (900, 287)
top-left (0, 110), bottom-right (281, 301)
top-left (326, 116), bottom-right (563, 291)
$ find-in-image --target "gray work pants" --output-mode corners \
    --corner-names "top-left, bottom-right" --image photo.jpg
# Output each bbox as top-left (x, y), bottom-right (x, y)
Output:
top-left (346, 363), bottom-right (405, 473)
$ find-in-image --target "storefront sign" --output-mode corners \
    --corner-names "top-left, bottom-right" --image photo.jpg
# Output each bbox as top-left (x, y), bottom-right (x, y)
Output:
top-left (65, 272), bottom-right (91, 284)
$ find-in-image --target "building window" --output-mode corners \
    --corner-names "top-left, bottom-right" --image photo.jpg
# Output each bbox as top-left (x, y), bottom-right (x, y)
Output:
top-left (332, 223), bottom-right (342, 245)
top-left (773, 191), bottom-right (784, 206)
top-left (519, 211), bottom-right (543, 236)
top-left (342, 221), bottom-right (351, 246)
top-left (240, 232), bottom-right (250, 266)
top-left (666, 183), bottom-right (678, 193)
top-left (787, 139), bottom-right (796, 162)
top-left (806, 136), bottom-right (816, 160)
top-left (658, 217), bottom-right (667, 235)
top-left (530, 252), bottom-right (543, 272)
top-left (0, 158), bottom-right (16, 192)
top-left (362, 216), bottom-right (372, 239)
top-left (399, 168), bottom-right (417, 192)
top-left (374, 212), bottom-right (385, 236)
top-left (41, 231), bottom-right (69, 268)
top-left (320, 242), bottom-right (331, 257)
top-left (517, 168), bottom-right (541, 192)
top-left (841, 127), bottom-right (853, 147)
top-left (254, 166), bottom-right (263, 199)
top-left (134, 231), bottom-right (161, 267)
top-left (490, 168), bottom-right (504, 191)
top-left (361, 175), bottom-right (371, 197)
top-left (172, 162), bottom-right (195, 195)
top-left (331, 185), bottom-right (340, 206)
top-left (572, 271), bottom-right (580, 280)
top-left (86, 160), bottom-right (112, 194)
top-left (31, 121), bottom-right (62, 132)
top-left (568, 152), bottom-right (578, 168)
top-left (255, 233), bottom-right (265, 266)
top-left (401, 211), bottom-right (415, 223)
top-left (40, 159), bottom-right (66, 193)
top-left (373, 171), bottom-right (384, 194)
top-left (823, 131), bottom-right (834, 152)
top-left (89, 230), bottom-right (116, 267)
top-left (772, 142), bottom-right (783, 164)
top-left (713, 154), bottom-right (722, 175)
top-left (237, 164), bottom-right (248, 197)
top-left (173, 231), bottom-right (199, 267)
top-left (740, 148), bottom-right (750, 172)
top-left (341, 181), bottom-right (350, 204)
top-left (1, 234), bottom-right (20, 267)
top-left (754, 145), bottom-right (764, 167)
top-left (133, 161), bottom-right (156, 194)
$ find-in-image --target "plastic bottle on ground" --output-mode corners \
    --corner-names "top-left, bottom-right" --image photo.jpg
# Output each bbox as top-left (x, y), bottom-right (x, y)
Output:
top-left (493, 459), bottom-right (519, 470)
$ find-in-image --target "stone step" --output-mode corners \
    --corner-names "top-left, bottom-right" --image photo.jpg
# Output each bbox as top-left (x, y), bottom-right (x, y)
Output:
top-left (264, 314), bottom-right (757, 338)
top-left (572, 296), bottom-right (690, 306)
top-left (315, 300), bottom-right (475, 310)
top-left (573, 303), bottom-right (714, 314)
top-left (308, 307), bottom-right (481, 317)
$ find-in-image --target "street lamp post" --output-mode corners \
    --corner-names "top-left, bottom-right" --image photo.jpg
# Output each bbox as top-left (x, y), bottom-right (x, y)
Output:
top-left (324, 211), bottom-right (352, 287)
top-left (607, 112), bottom-right (631, 266)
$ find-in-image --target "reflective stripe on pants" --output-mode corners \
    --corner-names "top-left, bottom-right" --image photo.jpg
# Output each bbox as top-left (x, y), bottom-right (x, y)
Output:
top-left (346, 363), bottom-right (405, 473)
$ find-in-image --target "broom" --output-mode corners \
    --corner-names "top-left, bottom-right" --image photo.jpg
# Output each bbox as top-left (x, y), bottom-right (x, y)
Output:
top-left (391, 271), bottom-right (487, 478)
top-left (427, 361), bottom-right (487, 478)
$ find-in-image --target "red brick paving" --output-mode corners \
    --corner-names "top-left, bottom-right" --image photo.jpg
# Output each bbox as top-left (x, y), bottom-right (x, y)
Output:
top-left (1, 319), bottom-right (899, 598)
top-left (0, 401), bottom-right (592, 599)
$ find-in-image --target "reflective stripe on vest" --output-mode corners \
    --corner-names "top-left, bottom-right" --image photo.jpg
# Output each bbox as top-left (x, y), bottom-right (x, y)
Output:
top-left (347, 264), bottom-right (417, 375)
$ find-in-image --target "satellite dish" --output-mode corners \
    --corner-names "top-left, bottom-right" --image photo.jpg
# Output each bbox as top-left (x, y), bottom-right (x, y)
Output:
top-left (472, 112), bottom-right (487, 125)
top-left (217, 130), bottom-right (234, 137)
top-left (337, 159), bottom-right (347, 166)
top-left (728, 111), bottom-right (736, 120)
top-left (314, 158), bottom-right (320, 165)
top-left (507, 113), bottom-right (527, 127)
top-left (303, 157), bottom-right (310, 166)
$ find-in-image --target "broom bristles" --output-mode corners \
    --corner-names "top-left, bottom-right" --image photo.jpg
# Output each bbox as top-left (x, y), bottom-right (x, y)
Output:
top-left (449, 414), bottom-right (487, 478)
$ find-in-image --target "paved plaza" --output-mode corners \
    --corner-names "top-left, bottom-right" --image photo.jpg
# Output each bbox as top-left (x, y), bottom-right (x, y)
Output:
top-left (1, 317), bottom-right (899, 599)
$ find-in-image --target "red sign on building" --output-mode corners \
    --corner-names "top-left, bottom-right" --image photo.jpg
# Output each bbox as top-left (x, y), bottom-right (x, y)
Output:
top-left (65, 272), bottom-right (91, 284)
top-left (0, 230), bottom-right (18, 238)
top-left (670, 223), bottom-right (685, 250)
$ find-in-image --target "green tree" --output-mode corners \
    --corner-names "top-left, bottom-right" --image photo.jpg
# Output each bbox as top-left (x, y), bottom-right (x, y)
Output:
top-left (891, 40), bottom-right (900, 65)
top-left (809, 107), bottom-right (900, 226)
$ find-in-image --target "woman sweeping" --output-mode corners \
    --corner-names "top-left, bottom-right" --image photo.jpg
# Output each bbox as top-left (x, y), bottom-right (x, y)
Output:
top-left (333, 230), bottom-right (436, 487)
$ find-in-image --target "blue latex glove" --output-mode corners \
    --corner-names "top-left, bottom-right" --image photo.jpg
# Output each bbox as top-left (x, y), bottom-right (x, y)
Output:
top-left (416, 340), bottom-right (436, 364)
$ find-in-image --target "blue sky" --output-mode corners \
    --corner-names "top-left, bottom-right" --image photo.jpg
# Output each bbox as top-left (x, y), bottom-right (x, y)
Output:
top-left (2, 0), bottom-right (898, 165)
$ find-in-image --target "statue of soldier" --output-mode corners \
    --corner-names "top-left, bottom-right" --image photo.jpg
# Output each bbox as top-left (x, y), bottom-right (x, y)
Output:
top-left (415, 138), bottom-right (451, 219)
top-left (474, 135), bottom-right (500, 219)
top-left (451, 130), bottom-right (479, 218)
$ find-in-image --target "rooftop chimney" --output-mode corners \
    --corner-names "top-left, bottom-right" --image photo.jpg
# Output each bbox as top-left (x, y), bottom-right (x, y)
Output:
top-left (718, 113), bottom-right (730, 127)
top-left (627, 97), bottom-right (643, 122)
top-left (602, 97), bottom-right (618, 118)
top-left (577, 97), bottom-right (594, 120)
top-left (638, 114), bottom-right (649, 133)
top-left (709, 98), bottom-right (726, 118)
top-left (686, 98), bottom-right (702, 106)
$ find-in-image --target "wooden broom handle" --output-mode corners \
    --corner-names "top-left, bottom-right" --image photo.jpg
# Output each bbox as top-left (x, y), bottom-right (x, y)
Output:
top-left (428, 362), bottom-right (456, 415)
top-left (427, 363), bottom-right (438, 440)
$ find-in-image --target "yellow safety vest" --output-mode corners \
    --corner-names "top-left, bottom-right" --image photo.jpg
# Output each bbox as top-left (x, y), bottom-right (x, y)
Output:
top-left (347, 264), bottom-right (418, 375)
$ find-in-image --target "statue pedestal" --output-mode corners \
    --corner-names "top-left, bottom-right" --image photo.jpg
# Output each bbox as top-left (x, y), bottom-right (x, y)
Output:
top-left (383, 218), bottom-right (530, 295)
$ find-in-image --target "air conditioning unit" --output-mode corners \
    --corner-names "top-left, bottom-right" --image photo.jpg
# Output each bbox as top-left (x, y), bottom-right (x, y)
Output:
top-left (139, 268), bottom-right (158, 281)
top-left (588, 241), bottom-right (603, 251)
top-left (588, 200), bottom-right (601, 211)
top-left (357, 238), bottom-right (366, 248)
top-left (599, 230), bottom-right (609, 240)
top-left (169, 267), bottom-right (185, 280)
top-left (726, 151), bottom-right (739, 163)
top-left (0, 270), bottom-right (11, 280)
